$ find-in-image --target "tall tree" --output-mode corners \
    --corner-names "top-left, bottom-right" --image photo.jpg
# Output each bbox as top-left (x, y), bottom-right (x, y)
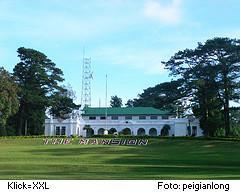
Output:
top-left (163, 45), bottom-right (222, 136)
top-left (13, 47), bottom-right (76, 135)
top-left (164, 37), bottom-right (240, 136)
top-left (0, 67), bottom-right (19, 136)
top-left (199, 38), bottom-right (240, 136)
top-left (110, 95), bottom-right (123, 107)
top-left (130, 80), bottom-right (185, 114)
top-left (49, 87), bottom-right (80, 119)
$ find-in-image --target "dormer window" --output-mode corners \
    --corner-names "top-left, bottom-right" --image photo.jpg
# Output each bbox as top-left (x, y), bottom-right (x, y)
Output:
top-left (150, 115), bottom-right (158, 120)
top-left (111, 116), bottom-right (118, 120)
top-left (89, 116), bottom-right (96, 120)
top-left (139, 116), bottom-right (146, 120)
top-left (162, 115), bottom-right (169, 119)
top-left (125, 116), bottom-right (132, 120)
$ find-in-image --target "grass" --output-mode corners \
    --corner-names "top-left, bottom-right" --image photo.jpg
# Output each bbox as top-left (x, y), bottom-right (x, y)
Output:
top-left (0, 137), bottom-right (240, 179)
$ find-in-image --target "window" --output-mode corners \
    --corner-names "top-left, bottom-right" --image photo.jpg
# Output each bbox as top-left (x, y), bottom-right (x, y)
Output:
top-left (125, 116), bottom-right (132, 120)
top-left (89, 116), bottom-right (96, 120)
top-left (111, 116), bottom-right (118, 120)
top-left (162, 115), bottom-right (169, 119)
top-left (100, 116), bottom-right (106, 120)
top-left (56, 126), bottom-right (60, 135)
top-left (61, 126), bottom-right (66, 135)
top-left (192, 126), bottom-right (197, 136)
top-left (139, 116), bottom-right (146, 120)
top-left (150, 115), bottom-right (158, 120)
top-left (187, 126), bottom-right (191, 136)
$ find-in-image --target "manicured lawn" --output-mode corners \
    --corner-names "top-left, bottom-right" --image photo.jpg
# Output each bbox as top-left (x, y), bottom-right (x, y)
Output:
top-left (0, 137), bottom-right (240, 179)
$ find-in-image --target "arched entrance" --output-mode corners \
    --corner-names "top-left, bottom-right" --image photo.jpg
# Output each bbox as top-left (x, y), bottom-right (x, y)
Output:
top-left (149, 128), bottom-right (157, 136)
top-left (161, 124), bottom-right (170, 136)
top-left (137, 128), bottom-right (146, 136)
top-left (108, 128), bottom-right (117, 134)
top-left (121, 128), bottom-right (131, 135)
top-left (98, 128), bottom-right (105, 135)
top-left (86, 128), bottom-right (94, 137)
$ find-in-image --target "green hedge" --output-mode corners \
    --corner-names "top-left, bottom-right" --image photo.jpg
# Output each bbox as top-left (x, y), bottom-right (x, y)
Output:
top-left (0, 135), bottom-right (240, 142)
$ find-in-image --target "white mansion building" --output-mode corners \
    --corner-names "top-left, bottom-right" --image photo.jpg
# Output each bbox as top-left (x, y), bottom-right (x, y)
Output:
top-left (45, 107), bottom-right (203, 137)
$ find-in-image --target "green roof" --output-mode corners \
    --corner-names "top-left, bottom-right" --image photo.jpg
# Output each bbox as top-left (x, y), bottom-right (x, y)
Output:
top-left (82, 107), bottom-right (171, 116)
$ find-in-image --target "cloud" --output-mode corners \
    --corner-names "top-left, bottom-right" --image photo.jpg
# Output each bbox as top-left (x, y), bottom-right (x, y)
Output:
top-left (144, 0), bottom-right (182, 25)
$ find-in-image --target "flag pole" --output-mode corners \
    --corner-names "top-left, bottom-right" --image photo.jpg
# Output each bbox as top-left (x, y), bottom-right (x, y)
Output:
top-left (105, 74), bottom-right (108, 133)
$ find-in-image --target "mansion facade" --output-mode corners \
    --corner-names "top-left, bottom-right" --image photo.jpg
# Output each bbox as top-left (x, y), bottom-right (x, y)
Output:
top-left (45, 107), bottom-right (203, 137)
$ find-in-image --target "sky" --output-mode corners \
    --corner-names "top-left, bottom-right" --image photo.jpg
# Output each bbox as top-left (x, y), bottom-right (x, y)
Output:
top-left (1, 0), bottom-right (240, 107)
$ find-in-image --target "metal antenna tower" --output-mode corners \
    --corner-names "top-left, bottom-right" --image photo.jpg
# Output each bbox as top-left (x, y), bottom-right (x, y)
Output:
top-left (81, 51), bottom-right (92, 107)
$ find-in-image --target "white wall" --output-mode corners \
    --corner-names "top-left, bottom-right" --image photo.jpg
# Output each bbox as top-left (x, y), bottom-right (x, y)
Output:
top-left (45, 118), bottom-right (81, 136)
top-left (45, 116), bottom-right (203, 137)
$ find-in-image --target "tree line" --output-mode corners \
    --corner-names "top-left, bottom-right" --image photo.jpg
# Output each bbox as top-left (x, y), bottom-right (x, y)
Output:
top-left (112, 37), bottom-right (240, 137)
top-left (0, 47), bottom-right (79, 136)
top-left (1, 37), bottom-right (240, 137)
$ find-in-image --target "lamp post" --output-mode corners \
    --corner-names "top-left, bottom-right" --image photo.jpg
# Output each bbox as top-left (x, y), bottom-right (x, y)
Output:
top-left (187, 115), bottom-right (194, 136)
top-left (0, 111), bottom-right (2, 133)
top-left (104, 74), bottom-right (108, 135)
